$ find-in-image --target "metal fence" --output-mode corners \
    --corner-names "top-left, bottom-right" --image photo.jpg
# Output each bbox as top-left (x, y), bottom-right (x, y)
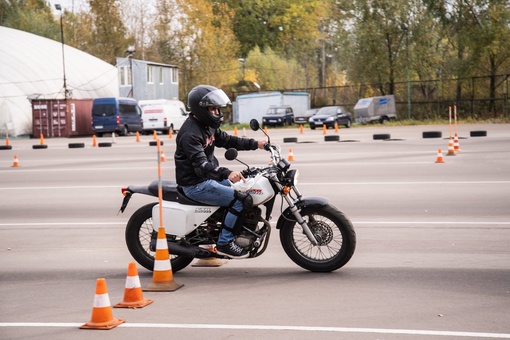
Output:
top-left (288, 74), bottom-right (510, 121)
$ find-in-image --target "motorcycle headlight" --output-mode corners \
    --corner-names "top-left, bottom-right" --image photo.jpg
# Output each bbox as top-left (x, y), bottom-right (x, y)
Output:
top-left (285, 169), bottom-right (299, 186)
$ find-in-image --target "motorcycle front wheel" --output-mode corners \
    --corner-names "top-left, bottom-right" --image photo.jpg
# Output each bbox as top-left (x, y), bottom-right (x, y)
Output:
top-left (280, 204), bottom-right (356, 272)
top-left (125, 203), bottom-right (194, 273)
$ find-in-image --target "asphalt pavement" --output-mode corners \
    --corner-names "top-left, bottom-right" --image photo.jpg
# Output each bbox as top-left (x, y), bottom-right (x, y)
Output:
top-left (1, 123), bottom-right (509, 339)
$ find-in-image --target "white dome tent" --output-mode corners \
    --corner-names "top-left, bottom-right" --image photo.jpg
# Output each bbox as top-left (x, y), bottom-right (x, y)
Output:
top-left (0, 26), bottom-right (119, 136)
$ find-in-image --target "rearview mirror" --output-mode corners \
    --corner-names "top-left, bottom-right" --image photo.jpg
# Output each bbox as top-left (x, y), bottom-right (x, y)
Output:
top-left (250, 119), bottom-right (260, 131)
top-left (225, 148), bottom-right (238, 161)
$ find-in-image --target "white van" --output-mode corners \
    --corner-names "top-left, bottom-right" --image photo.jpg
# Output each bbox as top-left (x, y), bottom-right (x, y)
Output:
top-left (139, 100), bottom-right (188, 133)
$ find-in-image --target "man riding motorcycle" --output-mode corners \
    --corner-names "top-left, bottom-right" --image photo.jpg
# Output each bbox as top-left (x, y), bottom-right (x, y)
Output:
top-left (174, 85), bottom-right (266, 258)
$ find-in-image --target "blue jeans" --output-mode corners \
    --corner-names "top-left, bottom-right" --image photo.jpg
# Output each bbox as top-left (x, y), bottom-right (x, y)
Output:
top-left (181, 179), bottom-right (243, 245)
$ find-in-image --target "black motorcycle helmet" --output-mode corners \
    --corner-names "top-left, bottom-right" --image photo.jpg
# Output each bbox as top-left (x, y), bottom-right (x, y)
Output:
top-left (187, 85), bottom-right (231, 129)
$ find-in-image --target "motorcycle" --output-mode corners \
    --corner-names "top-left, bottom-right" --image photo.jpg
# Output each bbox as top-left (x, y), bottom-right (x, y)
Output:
top-left (119, 119), bottom-right (356, 272)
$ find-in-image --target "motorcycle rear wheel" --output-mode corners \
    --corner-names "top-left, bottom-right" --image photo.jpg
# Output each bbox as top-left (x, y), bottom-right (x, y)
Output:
top-left (280, 204), bottom-right (356, 272)
top-left (125, 203), bottom-right (194, 272)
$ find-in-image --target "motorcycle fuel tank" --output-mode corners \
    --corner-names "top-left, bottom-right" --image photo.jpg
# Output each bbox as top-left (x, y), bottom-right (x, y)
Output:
top-left (152, 201), bottom-right (220, 236)
top-left (231, 175), bottom-right (275, 205)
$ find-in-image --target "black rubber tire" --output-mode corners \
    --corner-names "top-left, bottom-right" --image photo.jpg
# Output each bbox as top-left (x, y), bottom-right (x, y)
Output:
top-left (0, 145), bottom-right (12, 150)
top-left (149, 141), bottom-right (164, 146)
top-left (279, 204), bottom-right (356, 272)
top-left (310, 125), bottom-right (316, 130)
top-left (283, 137), bottom-right (298, 143)
top-left (470, 130), bottom-right (487, 137)
top-left (373, 133), bottom-right (390, 140)
top-left (344, 119), bottom-right (352, 128)
top-left (68, 143), bottom-right (85, 149)
top-left (422, 131), bottom-right (442, 138)
top-left (119, 125), bottom-right (128, 136)
top-left (32, 144), bottom-right (48, 149)
top-left (324, 135), bottom-right (340, 142)
top-left (98, 142), bottom-right (112, 147)
top-left (125, 203), bottom-right (193, 272)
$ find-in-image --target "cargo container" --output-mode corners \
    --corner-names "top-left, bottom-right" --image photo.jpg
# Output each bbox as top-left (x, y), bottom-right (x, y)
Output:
top-left (32, 99), bottom-right (94, 138)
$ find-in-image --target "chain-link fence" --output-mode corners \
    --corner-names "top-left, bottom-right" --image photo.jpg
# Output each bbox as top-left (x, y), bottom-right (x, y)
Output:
top-left (285, 74), bottom-right (510, 121)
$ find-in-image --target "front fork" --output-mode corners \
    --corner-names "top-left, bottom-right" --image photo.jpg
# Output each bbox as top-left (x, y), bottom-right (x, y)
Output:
top-left (280, 188), bottom-right (319, 246)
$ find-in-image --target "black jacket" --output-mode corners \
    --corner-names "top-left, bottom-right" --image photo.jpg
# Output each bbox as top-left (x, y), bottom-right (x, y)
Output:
top-left (175, 116), bottom-right (259, 186)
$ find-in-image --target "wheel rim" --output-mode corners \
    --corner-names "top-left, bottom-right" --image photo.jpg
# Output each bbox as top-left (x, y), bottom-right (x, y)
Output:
top-left (292, 214), bottom-right (343, 261)
top-left (139, 217), bottom-right (155, 259)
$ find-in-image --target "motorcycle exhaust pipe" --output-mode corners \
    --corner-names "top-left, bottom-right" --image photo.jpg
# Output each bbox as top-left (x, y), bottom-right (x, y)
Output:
top-left (167, 241), bottom-right (218, 259)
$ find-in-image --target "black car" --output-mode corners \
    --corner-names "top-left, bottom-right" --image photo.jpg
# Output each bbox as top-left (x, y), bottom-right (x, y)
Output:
top-left (308, 106), bottom-right (352, 129)
top-left (262, 105), bottom-right (294, 127)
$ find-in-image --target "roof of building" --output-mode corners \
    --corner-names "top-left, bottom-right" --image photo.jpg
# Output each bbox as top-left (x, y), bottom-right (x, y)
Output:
top-left (0, 26), bottom-right (119, 136)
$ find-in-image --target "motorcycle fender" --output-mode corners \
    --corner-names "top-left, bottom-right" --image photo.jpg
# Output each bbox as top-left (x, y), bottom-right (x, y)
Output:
top-left (152, 201), bottom-right (220, 237)
top-left (276, 196), bottom-right (329, 230)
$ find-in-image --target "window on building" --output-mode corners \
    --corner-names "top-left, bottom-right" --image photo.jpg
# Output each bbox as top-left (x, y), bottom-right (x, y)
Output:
top-left (159, 67), bottom-right (164, 85)
top-left (120, 66), bottom-right (132, 86)
top-left (171, 68), bottom-right (178, 84)
top-left (147, 65), bottom-right (154, 84)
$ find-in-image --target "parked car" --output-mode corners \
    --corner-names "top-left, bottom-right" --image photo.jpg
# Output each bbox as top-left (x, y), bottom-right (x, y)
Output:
top-left (294, 108), bottom-right (318, 125)
top-left (91, 97), bottom-right (142, 137)
top-left (262, 105), bottom-right (294, 127)
top-left (308, 106), bottom-right (352, 129)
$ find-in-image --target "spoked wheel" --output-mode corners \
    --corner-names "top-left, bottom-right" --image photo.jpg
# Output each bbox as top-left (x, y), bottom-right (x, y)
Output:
top-left (280, 205), bottom-right (356, 272)
top-left (125, 203), bottom-right (193, 272)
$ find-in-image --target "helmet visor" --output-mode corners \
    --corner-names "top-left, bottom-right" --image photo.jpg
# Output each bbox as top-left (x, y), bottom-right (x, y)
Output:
top-left (199, 89), bottom-right (231, 108)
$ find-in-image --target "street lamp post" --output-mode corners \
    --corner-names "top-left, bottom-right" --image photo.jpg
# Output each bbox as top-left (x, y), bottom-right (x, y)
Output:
top-left (401, 23), bottom-right (411, 120)
top-left (55, 4), bottom-right (68, 99)
top-left (126, 45), bottom-right (135, 98)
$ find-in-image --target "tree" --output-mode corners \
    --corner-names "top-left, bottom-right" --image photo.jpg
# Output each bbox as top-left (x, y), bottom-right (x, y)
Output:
top-left (88, 0), bottom-right (130, 65)
top-left (0, 0), bottom-right (59, 40)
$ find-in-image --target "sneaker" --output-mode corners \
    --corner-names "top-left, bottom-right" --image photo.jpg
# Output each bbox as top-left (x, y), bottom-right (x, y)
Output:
top-left (216, 241), bottom-right (249, 259)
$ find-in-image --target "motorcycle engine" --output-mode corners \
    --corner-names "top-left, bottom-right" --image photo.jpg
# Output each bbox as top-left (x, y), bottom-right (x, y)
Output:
top-left (235, 207), bottom-right (261, 248)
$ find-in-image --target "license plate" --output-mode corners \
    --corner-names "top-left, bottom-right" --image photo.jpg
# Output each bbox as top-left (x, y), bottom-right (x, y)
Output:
top-left (95, 125), bottom-right (103, 129)
top-left (269, 120), bottom-right (277, 123)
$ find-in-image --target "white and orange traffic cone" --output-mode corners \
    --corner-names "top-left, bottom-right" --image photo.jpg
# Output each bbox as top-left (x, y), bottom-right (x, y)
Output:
top-left (334, 121), bottom-right (339, 133)
top-left (447, 138), bottom-right (456, 156)
top-left (322, 124), bottom-right (327, 135)
top-left (233, 126), bottom-right (238, 136)
top-left (192, 245), bottom-right (227, 267)
top-left (143, 227), bottom-right (183, 292)
top-left (435, 149), bottom-right (445, 163)
top-left (168, 129), bottom-right (173, 139)
top-left (153, 130), bottom-right (157, 140)
top-left (114, 262), bottom-right (153, 309)
top-left (454, 133), bottom-right (461, 152)
top-left (80, 278), bottom-right (125, 330)
top-left (39, 133), bottom-right (45, 145)
top-left (288, 148), bottom-right (295, 161)
top-left (299, 124), bottom-right (304, 134)
top-left (11, 155), bottom-right (20, 167)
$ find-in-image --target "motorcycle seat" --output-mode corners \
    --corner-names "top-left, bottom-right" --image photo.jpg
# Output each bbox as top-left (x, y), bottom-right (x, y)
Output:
top-left (147, 180), bottom-right (213, 206)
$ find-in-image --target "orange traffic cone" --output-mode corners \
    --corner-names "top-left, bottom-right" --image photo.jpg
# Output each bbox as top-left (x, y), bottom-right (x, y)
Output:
top-left (92, 135), bottom-right (97, 147)
top-left (160, 150), bottom-right (166, 162)
top-left (435, 149), bottom-right (445, 163)
top-left (334, 121), bottom-right (339, 133)
top-left (454, 133), bottom-right (461, 152)
top-left (80, 278), bottom-right (125, 330)
top-left (192, 245), bottom-right (227, 267)
top-left (168, 129), bottom-right (173, 139)
top-left (153, 130), bottom-right (157, 140)
top-left (264, 126), bottom-right (268, 134)
top-left (11, 155), bottom-right (20, 167)
top-left (288, 148), bottom-right (295, 161)
top-left (322, 124), bottom-right (327, 135)
top-left (115, 262), bottom-right (153, 309)
top-left (234, 126), bottom-right (238, 136)
top-left (144, 227), bottom-right (183, 292)
top-left (5, 135), bottom-right (10, 147)
top-left (135, 131), bottom-right (140, 142)
top-left (39, 133), bottom-right (45, 145)
top-left (447, 138), bottom-right (456, 156)
top-left (299, 124), bottom-right (304, 134)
